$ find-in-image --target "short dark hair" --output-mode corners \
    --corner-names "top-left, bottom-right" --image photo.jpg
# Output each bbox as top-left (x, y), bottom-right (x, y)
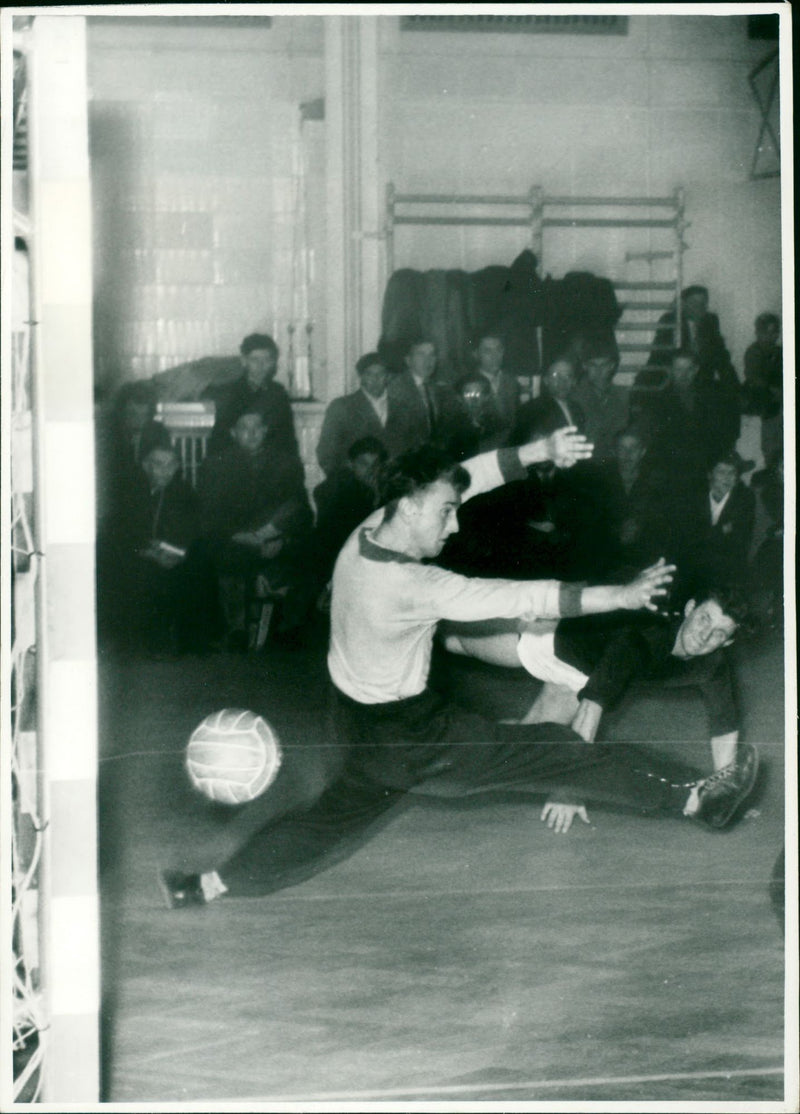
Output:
top-left (755, 312), bottom-right (780, 333)
top-left (681, 285), bottom-right (709, 301)
top-left (355, 352), bottom-right (385, 378)
top-left (347, 436), bottom-right (388, 463)
top-left (404, 336), bottom-right (436, 359)
top-left (475, 329), bottom-right (504, 347)
top-left (230, 404), bottom-right (267, 428)
top-left (379, 444), bottom-right (470, 521)
top-left (707, 451), bottom-right (753, 477)
top-left (696, 583), bottom-right (751, 630)
top-left (240, 333), bottom-right (279, 358)
top-left (139, 420), bottom-right (174, 459)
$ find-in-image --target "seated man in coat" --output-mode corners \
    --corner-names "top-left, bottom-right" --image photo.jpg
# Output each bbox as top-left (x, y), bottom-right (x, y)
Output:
top-left (470, 331), bottom-right (521, 447)
top-left (316, 352), bottom-right (410, 477)
top-left (189, 403), bottom-right (313, 647)
top-left (313, 435), bottom-right (388, 592)
top-left (592, 425), bottom-right (674, 575)
top-left (513, 354), bottom-right (585, 445)
top-left (387, 336), bottom-right (472, 460)
top-left (203, 333), bottom-right (298, 459)
top-left (678, 452), bottom-right (756, 586)
top-left (97, 425), bottom-right (200, 653)
top-left (645, 285), bottom-right (740, 458)
top-left (631, 349), bottom-right (715, 486)
top-left (572, 335), bottom-right (630, 467)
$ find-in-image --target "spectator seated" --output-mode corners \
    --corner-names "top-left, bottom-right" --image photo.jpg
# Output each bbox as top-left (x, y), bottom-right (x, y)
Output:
top-left (592, 425), bottom-right (674, 574)
top-left (468, 331), bottom-right (521, 448)
top-left (572, 334), bottom-right (629, 467)
top-left (453, 373), bottom-right (509, 458)
top-left (677, 451), bottom-right (756, 587)
top-left (316, 352), bottom-right (410, 478)
top-left (313, 436), bottom-right (387, 599)
top-left (513, 354), bottom-right (585, 445)
top-left (742, 312), bottom-right (783, 464)
top-left (97, 427), bottom-right (200, 654)
top-left (202, 333), bottom-right (299, 460)
top-left (189, 406), bottom-right (313, 651)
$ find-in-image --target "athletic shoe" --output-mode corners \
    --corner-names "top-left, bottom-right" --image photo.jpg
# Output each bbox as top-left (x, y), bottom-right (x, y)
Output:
top-left (158, 869), bottom-right (207, 909)
top-left (692, 744), bottom-right (759, 830)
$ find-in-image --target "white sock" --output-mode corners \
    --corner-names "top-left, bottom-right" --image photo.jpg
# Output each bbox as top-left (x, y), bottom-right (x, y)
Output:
top-left (683, 784), bottom-right (701, 817)
top-left (200, 871), bottom-right (228, 902)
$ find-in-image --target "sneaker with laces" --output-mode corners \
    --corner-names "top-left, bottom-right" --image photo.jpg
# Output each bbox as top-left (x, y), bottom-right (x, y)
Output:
top-left (692, 744), bottom-right (759, 830)
top-left (158, 869), bottom-right (207, 909)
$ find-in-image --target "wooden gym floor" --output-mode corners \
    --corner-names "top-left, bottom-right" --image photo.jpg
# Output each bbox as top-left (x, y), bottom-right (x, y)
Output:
top-left (98, 622), bottom-right (788, 1106)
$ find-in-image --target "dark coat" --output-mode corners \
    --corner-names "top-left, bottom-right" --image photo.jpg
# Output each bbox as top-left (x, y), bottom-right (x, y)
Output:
top-left (313, 468), bottom-right (377, 583)
top-left (204, 376), bottom-right (298, 458)
top-left (681, 480), bottom-right (756, 582)
top-left (650, 309), bottom-right (735, 383)
top-left (387, 371), bottom-right (472, 458)
top-left (513, 394), bottom-right (585, 445)
top-left (477, 370), bottom-right (522, 444)
top-left (197, 441), bottom-right (311, 542)
top-left (316, 389), bottom-right (412, 477)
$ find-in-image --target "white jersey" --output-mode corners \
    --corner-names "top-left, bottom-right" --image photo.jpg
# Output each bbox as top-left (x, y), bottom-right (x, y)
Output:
top-left (328, 447), bottom-right (581, 704)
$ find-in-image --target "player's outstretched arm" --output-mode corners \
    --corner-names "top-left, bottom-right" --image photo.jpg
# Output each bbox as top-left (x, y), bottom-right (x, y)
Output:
top-left (518, 426), bottom-right (594, 470)
top-left (578, 558), bottom-right (676, 616)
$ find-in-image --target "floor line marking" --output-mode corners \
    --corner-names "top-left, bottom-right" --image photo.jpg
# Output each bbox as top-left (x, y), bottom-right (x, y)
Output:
top-left (261, 878), bottom-right (781, 902)
top-left (235, 1064), bottom-right (784, 1103)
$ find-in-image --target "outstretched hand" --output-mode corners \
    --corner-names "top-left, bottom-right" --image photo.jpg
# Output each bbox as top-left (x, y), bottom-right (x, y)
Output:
top-left (620, 558), bottom-right (676, 612)
top-left (546, 426), bottom-right (594, 469)
top-left (541, 801), bottom-right (591, 834)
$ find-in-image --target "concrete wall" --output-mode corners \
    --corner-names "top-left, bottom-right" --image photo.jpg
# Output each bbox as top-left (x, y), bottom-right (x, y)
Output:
top-left (87, 16), bottom-right (326, 396)
top-left (378, 13), bottom-right (782, 372)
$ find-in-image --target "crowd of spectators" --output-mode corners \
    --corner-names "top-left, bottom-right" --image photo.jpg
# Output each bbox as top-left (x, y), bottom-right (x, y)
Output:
top-left (96, 288), bottom-right (784, 657)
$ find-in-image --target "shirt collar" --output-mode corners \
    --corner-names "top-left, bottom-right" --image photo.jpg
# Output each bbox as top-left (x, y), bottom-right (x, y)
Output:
top-left (359, 526), bottom-right (417, 564)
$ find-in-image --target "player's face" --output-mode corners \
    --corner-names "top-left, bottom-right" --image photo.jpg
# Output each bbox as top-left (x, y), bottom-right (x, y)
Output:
top-left (360, 363), bottom-right (388, 399)
top-left (143, 449), bottom-right (178, 490)
top-left (242, 348), bottom-right (277, 388)
top-left (675, 599), bottom-right (737, 658)
top-left (408, 481), bottom-right (460, 558)
top-left (709, 463), bottom-right (738, 501)
top-left (406, 343), bottom-right (436, 381)
top-left (232, 413), bottom-right (267, 454)
top-left (477, 337), bottom-right (503, 374)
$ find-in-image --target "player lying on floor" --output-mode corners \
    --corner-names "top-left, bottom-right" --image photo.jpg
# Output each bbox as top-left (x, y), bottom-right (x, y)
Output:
top-left (160, 430), bottom-right (758, 907)
top-left (442, 582), bottom-right (752, 832)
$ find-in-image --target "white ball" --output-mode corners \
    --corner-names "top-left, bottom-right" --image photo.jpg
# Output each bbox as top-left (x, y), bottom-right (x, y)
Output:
top-left (186, 708), bottom-right (282, 805)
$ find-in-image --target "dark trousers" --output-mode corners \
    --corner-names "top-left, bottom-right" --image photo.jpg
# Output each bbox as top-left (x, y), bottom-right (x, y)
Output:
top-left (217, 687), bottom-right (701, 897)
